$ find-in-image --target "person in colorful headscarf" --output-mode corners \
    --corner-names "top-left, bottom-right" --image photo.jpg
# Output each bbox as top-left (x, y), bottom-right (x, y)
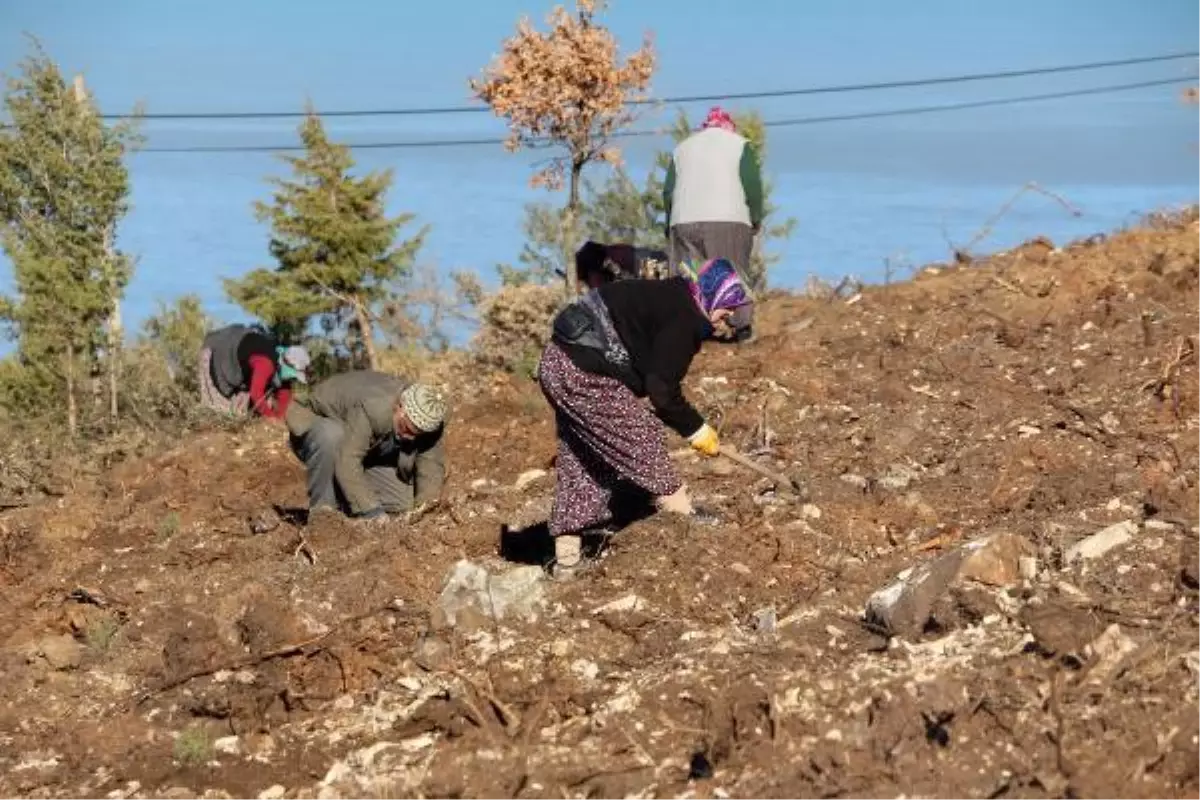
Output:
top-left (539, 258), bottom-right (753, 577)
top-left (663, 106), bottom-right (765, 293)
top-left (198, 323), bottom-right (310, 419)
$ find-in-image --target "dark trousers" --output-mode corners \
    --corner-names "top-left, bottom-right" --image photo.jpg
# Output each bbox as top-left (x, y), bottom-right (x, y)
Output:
top-left (290, 418), bottom-right (414, 514)
top-left (669, 221), bottom-right (755, 286)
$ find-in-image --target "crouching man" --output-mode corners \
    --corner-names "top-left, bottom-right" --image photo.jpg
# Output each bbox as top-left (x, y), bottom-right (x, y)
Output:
top-left (285, 370), bottom-right (448, 523)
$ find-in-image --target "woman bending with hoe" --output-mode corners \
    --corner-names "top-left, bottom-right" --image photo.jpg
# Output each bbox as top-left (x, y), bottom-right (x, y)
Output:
top-left (539, 258), bottom-right (753, 576)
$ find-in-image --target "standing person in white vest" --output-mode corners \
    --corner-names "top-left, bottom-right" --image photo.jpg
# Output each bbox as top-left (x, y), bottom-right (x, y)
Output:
top-left (663, 106), bottom-right (765, 293)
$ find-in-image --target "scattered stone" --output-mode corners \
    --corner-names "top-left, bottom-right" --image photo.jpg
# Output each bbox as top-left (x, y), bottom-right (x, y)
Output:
top-left (878, 463), bottom-right (919, 491)
top-left (729, 562), bottom-right (751, 576)
top-left (865, 532), bottom-right (1030, 637)
top-left (1099, 412), bottom-right (1120, 433)
top-left (257, 786), bottom-right (287, 800)
top-left (162, 789), bottom-right (195, 800)
top-left (570, 659), bottom-right (599, 681)
top-left (592, 594), bottom-right (646, 615)
top-left (1064, 519), bottom-right (1137, 564)
top-left (249, 510), bottom-right (280, 535)
top-left (514, 469), bottom-right (547, 491)
top-left (213, 736), bottom-right (240, 756)
top-left (801, 503), bottom-right (822, 520)
top-left (1085, 623), bottom-right (1138, 684)
top-left (753, 607), bottom-right (777, 635)
top-left (38, 635), bottom-right (83, 671)
top-left (1018, 556), bottom-right (1039, 581)
top-left (109, 781), bottom-right (141, 800)
top-left (1021, 602), bottom-right (1106, 659)
top-left (840, 473), bottom-right (869, 490)
top-left (412, 635), bottom-right (452, 672)
top-left (1144, 519), bottom-right (1178, 531)
top-left (958, 533), bottom-right (1027, 586)
top-left (1017, 425), bottom-right (1041, 438)
top-left (430, 560), bottom-right (546, 631)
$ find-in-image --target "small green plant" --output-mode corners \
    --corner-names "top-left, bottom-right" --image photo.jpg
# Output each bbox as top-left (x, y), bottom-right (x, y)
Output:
top-left (85, 615), bottom-right (120, 652)
top-left (156, 511), bottom-right (180, 543)
top-left (173, 727), bottom-right (212, 766)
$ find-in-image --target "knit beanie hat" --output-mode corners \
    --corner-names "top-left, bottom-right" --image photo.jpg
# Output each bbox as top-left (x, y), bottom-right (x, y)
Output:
top-left (399, 384), bottom-right (447, 433)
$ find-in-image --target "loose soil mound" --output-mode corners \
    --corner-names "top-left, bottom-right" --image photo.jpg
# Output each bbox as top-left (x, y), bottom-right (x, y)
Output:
top-left (1, 210), bottom-right (1196, 799)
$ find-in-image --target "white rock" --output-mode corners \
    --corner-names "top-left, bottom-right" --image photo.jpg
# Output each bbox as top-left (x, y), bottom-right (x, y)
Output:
top-left (1019, 556), bottom-right (1039, 581)
top-left (257, 786), bottom-right (286, 800)
top-left (592, 594), bottom-right (646, 615)
top-left (1086, 624), bottom-right (1138, 684)
top-left (431, 560), bottom-right (546, 630)
top-left (1017, 425), bottom-right (1041, 438)
top-left (396, 676), bottom-right (423, 693)
top-left (571, 659), bottom-right (600, 681)
top-left (840, 473), bottom-right (869, 489)
top-left (514, 469), bottom-right (547, 491)
top-left (1064, 520), bottom-right (1138, 564)
top-left (1144, 519), bottom-right (1178, 531)
top-left (801, 503), bottom-right (822, 520)
top-left (213, 736), bottom-right (240, 756)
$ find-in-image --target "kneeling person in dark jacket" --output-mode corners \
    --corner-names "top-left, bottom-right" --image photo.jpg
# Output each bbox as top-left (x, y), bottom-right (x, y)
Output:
top-left (285, 371), bottom-right (448, 523)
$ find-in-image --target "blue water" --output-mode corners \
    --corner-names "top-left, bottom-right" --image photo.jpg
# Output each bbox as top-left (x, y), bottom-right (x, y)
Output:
top-left (3, 96), bottom-right (1198, 345)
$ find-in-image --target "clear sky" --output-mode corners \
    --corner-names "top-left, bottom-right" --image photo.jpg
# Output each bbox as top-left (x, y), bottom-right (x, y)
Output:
top-left (0, 0), bottom-right (1196, 334)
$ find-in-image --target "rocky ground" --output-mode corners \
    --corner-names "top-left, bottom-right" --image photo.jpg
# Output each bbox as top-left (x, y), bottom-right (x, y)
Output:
top-left (0, 209), bottom-right (1197, 799)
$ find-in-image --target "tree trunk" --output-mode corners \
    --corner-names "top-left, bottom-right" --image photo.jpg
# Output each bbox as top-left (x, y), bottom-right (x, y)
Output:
top-left (563, 159), bottom-right (585, 298)
top-left (354, 301), bottom-right (378, 370)
top-left (65, 343), bottom-right (78, 437)
top-left (108, 298), bottom-right (121, 423)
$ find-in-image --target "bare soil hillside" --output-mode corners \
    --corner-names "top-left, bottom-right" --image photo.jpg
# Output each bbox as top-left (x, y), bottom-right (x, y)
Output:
top-left (1, 210), bottom-right (1196, 799)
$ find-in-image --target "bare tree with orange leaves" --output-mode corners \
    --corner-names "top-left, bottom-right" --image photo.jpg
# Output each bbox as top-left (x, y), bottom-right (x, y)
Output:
top-left (471, 0), bottom-right (655, 294)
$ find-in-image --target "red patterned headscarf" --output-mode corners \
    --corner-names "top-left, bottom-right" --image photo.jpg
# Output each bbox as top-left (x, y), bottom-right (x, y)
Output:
top-left (700, 106), bottom-right (737, 132)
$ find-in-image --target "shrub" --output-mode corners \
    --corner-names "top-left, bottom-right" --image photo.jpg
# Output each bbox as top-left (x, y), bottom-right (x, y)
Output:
top-left (471, 284), bottom-right (561, 378)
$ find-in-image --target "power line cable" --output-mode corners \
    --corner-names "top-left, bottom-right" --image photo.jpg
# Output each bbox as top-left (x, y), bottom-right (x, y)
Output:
top-left (101, 51), bottom-right (1198, 121)
top-left (139, 74), bottom-right (1198, 154)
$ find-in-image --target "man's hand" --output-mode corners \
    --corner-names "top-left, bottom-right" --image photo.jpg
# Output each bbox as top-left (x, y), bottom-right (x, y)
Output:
top-left (688, 423), bottom-right (720, 457)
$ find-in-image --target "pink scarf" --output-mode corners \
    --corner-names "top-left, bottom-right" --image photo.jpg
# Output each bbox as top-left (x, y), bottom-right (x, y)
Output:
top-left (700, 106), bottom-right (737, 132)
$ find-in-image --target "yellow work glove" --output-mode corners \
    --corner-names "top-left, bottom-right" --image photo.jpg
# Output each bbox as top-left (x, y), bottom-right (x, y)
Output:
top-left (688, 423), bottom-right (720, 457)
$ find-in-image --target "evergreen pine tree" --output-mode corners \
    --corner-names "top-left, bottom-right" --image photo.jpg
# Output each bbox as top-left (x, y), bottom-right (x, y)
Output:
top-left (0, 39), bottom-right (139, 434)
top-left (225, 109), bottom-right (427, 369)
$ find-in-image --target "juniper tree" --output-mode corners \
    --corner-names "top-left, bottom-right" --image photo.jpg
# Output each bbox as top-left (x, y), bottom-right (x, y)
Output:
top-left (0, 39), bottom-right (140, 434)
top-left (225, 109), bottom-right (426, 369)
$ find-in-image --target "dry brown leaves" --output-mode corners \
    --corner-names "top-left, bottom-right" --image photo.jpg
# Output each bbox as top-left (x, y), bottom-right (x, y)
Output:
top-left (469, 0), bottom-right (655, 189)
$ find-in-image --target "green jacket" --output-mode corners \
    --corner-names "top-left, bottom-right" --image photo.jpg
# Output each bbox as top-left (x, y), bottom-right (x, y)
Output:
top-left (286, 370), bottom-right (446, 515)
top-left (663, 130), bottom-right (765, 229)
